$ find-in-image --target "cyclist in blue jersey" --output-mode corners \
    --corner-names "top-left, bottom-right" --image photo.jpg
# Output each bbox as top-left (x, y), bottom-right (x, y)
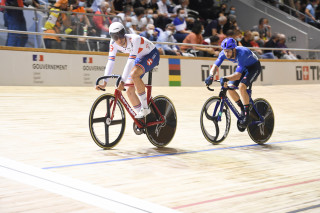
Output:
top-left (205, 37), bottom-right (262, 128)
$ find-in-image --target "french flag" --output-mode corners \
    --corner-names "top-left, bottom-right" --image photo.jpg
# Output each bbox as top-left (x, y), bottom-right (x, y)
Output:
top-left (33, 54), bottom-right (44, 61)
top-left (83, 57), bottom-right (93, 63)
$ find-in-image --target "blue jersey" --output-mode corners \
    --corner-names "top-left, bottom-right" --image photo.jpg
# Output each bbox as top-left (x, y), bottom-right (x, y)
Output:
top-left (214, 46), bottom-right (259, 74)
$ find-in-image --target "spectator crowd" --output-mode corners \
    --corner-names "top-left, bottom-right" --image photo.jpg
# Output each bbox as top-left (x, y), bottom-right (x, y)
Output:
top-left (263, 0), bottom-right (320, 28)
top-left (1, 0), bottom-right (319, 59)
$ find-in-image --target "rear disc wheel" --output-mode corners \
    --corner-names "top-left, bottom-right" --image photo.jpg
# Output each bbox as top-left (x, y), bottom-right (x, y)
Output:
top-left (145, 96), bottom-right (177, 148)
top-left (248, 98), bottom-right (274, 144)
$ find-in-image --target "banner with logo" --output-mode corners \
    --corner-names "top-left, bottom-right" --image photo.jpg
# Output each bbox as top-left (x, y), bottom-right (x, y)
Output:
top-left (182, 59), bottom-right (320, 86)
top-left (0, 49), bottom-right (319, 86)
top-left (0, 50), bottom-right (170, 86)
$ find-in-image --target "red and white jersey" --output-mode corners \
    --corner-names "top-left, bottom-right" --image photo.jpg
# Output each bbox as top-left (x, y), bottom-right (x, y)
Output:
top-left (104, 34), bottom-right (156, 82)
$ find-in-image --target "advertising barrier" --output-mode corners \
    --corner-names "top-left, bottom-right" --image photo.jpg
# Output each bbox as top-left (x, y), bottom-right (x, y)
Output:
top-left (0, 48), bottom-right (319, 86)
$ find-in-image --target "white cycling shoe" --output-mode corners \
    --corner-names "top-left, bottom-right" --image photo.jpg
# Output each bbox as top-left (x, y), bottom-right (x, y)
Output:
top-left (135, 108), bottom-right (151, 119)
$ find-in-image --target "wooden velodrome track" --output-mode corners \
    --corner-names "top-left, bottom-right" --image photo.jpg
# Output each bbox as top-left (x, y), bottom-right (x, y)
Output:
top-left (1, 84), bottom-right (320, 213)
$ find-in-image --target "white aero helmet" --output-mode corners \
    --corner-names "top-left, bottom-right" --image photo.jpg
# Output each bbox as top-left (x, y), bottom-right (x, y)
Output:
top-left (109, 22), bottom-right (126, 40)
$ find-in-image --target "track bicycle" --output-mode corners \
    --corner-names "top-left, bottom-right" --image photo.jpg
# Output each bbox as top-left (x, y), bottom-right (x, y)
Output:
top-left (200, 80), bottom-right (274, 145)
top-left (89, 70), bottom-right (177, 149)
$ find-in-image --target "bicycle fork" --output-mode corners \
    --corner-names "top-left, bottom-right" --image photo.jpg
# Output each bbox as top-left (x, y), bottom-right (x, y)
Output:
top-left (217, 98), bottom-right (225, 122)
top-left (214, 89), bottom-right (228, 122)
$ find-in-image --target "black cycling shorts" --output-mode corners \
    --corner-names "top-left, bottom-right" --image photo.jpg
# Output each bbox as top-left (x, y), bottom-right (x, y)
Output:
top-left (228, 61), bottom-right (261, 87)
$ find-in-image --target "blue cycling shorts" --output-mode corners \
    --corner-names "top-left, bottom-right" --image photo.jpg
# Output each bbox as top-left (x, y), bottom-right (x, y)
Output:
top-left (228, 61), bottom-right (261, 87)
top-left (127, 48), bottom-right (160, 81)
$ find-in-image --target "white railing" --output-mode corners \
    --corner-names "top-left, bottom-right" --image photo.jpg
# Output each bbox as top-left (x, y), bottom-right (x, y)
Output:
top-left (1, 5), bottom-right (320, 59)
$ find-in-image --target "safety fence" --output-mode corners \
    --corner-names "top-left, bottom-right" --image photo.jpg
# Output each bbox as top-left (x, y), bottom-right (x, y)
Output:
top-left (1, 5), bottom-right (320, 59)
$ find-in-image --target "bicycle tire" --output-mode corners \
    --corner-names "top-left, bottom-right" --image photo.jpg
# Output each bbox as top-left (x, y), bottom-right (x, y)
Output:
top-left (247, 98), bottom-right (274, 144)
top-left (145, 95), bottom-right (177, 147)
top-left (89, 93), bottom-right (126, 149)
top-left (200, 96), bottom-right (231, 144)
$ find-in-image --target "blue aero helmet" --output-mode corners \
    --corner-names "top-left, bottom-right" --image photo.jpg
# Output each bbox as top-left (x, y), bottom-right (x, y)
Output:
top-left (221, 37), bottom-right (237, 50)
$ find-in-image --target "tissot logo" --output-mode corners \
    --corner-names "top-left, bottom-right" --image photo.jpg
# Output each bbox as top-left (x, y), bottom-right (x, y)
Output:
top-left (296, 66), bottom-right (320, 81)
top-left (201, 65), bottom-right (265, 82)
top-left (201, 65), bottom-right (219, 80)
top-left (83, 57), bottom-right (93, 63)
top-left (33, 54), bottom-right (44, 61)
top-left (303, 66), bottom-right (309, 80)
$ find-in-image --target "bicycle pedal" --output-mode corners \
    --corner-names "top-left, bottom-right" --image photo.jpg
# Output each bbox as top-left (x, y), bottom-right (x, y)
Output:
top-left (133, 122), bottom-right (145, 135)
top-left (237, 120), bottom-right (246, 132)
top-left (134, 128), bottom-right (145, 135)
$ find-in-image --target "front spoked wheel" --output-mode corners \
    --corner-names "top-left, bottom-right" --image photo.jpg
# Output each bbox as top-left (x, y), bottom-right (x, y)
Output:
top-left (89, 94), bottom-right (126, 149)
top-left (145, 95), bottom-right (177, 148)
top-left (200, 97), bottom-right (231, 144)
top-left (248, 98), bottom-right (274, 144)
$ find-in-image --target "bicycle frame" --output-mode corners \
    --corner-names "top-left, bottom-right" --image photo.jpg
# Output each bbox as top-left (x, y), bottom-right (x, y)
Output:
top-left (211, 83), bottom-right (265, 125)
top-left (113, 84), bottom-right (165, 129)
top-left (96, 72), bottom-right (166, 130)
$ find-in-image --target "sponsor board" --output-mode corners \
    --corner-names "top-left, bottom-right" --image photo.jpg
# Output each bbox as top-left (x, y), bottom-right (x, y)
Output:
top-left (296, 65), bottom-right (320, 81)
top-left (31, 54), bottom-right (69, 85)
top-left (0, 49), bottom-right (319, 86)
top-left (200, 64), bottom-right (265, 83)
top-left (81, 56), bottom-right (104, 85)
top-left (183, 60), bottom-right (320, 86)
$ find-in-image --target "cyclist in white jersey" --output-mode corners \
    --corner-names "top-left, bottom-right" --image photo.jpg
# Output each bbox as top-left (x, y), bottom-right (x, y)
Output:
top-left (96, 22), bottom-right (160, 118)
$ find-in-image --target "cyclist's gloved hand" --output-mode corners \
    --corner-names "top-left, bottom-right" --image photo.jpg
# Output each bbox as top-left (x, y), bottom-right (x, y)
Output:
top-left (205, 75), bottom-right (213, 85)
top-left (220, 77), bottom-right (228, 87)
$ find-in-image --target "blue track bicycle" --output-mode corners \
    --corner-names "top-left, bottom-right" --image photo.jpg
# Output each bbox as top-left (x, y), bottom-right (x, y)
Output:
top-left (200, 80), bottom-right (274, 145)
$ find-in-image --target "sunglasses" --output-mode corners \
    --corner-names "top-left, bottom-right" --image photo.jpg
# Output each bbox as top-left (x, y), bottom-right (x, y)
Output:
top-left (110, 33), bottom-right (125, 41)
